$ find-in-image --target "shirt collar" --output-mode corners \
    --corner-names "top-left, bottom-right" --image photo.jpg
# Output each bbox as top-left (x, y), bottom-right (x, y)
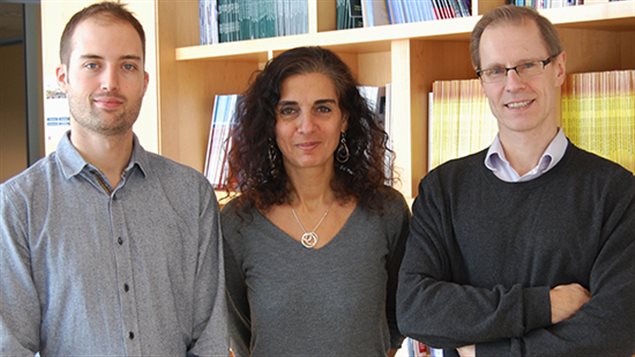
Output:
top-left (484, 135), bottom-right (507, 174)
top-left (56, 130), bottom-right (148, 180)
top-left (484, 128), bottom-right (568, 182)
top-left (126, 135), bottom-right (149, 178)
top-left (537, 128), bottom-right (567, 173)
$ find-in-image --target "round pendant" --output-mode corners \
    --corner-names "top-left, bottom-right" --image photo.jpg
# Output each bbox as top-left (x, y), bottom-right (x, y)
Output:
top-left (301, 232), bottom-right (319, 249)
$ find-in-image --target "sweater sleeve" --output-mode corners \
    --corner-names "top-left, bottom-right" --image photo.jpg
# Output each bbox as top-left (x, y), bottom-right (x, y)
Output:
top-left (384, 190), bottom-right (411, 349)
top-left (188, 184), bottom-right (230, 356)
top-left (477, 171), bottom-right (635, 356)
top-left (221, 205), bottom-right (252, 357)
top-left (396, 172), bottom-right (552, 349)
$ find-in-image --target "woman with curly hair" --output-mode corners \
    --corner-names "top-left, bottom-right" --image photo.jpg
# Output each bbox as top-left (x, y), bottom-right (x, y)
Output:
top-left (222, 46), bottom-right (410, 357)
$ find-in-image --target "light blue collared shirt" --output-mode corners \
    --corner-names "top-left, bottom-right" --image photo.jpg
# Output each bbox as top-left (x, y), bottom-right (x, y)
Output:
top-left (0, 132), bottom-right (228, 356)
top-left (485, 128), bottom-right (568, 182)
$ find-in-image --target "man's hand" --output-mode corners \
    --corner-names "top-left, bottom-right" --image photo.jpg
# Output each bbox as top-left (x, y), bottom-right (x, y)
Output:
top-left (457, 344), bottom-right (475, 357)
top-left (549, 283), bottom-right (591, 324)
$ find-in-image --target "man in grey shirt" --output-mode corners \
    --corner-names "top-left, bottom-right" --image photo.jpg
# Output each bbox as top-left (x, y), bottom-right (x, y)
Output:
top-left (0, 2), bottom-right (228, 355)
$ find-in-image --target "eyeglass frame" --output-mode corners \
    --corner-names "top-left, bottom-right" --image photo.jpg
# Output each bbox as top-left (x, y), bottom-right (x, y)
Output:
top-left (476, 55), bottom-right (557, 83)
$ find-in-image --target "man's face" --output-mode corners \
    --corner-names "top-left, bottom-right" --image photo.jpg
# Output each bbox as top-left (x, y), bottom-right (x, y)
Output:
top-left (56, 16), bottom-right (148, 137)
top-left (478, 20), bottom-right (566, 140)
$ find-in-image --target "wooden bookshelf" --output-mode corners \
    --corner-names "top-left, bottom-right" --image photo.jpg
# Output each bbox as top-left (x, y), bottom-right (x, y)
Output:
top-left (156, 0), bottom-right (635, 199)
top-left (42, 0), bottom-right (635, 200)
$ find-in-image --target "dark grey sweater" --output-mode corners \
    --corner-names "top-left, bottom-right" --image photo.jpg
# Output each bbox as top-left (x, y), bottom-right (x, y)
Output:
top-left (397, 143), bottom-right (635, 356)
top-left (222, 187), bottom-right (410, 357)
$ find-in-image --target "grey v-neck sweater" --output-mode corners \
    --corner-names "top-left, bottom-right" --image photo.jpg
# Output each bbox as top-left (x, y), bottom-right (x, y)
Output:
top-left (222, 187), bottom-right (410, 357)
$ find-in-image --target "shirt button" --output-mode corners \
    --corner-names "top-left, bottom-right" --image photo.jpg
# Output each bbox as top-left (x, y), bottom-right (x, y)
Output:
top-left (124, 283), bottom-right (129, 292)
top-left (129, 331), bottom-right (135, 339)
top-left (117, 237), bottom-right (123, 245)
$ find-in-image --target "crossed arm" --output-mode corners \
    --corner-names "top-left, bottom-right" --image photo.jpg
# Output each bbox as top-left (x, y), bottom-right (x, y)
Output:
top-left (456, 283), bottom-right (591, 357)
top-left (397, 173), bottom-right (635, 356)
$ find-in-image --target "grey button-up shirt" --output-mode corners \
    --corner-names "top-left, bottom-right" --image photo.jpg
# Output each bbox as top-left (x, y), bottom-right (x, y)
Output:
top-left (1, 132), bottom-right (228, 356)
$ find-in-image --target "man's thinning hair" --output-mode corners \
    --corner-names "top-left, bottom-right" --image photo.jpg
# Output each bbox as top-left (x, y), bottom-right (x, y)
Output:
top-left (470, 5), bottom-right (562, 71)
top-left (59, 1), bottom-right (145, 66)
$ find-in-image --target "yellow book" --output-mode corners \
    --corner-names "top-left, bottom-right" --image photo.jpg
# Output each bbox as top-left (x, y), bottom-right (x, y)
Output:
top-left (429, 79), bottom-right (497, 171)
top-left (562, 70), bottom-right (634, 173)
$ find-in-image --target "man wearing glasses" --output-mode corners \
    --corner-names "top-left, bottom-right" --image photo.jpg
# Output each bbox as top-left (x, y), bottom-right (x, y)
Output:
top-left (397, 5), bottom-right (634, 357)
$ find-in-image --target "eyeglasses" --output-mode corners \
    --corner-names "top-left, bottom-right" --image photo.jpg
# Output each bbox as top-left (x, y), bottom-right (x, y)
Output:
top-left (476, 56), bottom-right (554, 83)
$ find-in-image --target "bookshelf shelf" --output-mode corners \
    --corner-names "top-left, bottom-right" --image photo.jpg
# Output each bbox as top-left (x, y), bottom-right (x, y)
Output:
top-left (175, 1), bottom-right (635, 62)
top-left (155, 0), bottom-right (634, 199)
top-left (175, 17), bottom-right (478, 62)
top-left (538, 1), bottom-right (635, 29)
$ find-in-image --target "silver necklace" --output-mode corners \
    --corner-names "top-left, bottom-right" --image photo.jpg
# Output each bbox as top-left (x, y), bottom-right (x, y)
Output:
top-left (291, 206), bottom-right (330, 249)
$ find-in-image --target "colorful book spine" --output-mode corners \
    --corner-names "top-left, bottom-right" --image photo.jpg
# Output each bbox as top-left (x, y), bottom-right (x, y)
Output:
top-left (341, 0), bottom-right (470, 28)
top-left (428, 78), bottom-right (497, 171)
top-left (199, 0), bottom-right (219, 45)
top-left (204, 94), bottom-right (241, 188)
top-left (214, 0), bottom-right (307, 42)
top-left (562, 69), bottom-right (634, 173)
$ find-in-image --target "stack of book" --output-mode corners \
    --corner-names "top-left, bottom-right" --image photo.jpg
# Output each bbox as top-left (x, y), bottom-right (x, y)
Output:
top-left (428, 78), bottom-right (498, 171)
top-left (386, 0), bottom-right (471, 24)
top-left (337, 0), bottom-right (364, 29)
top-left (204, 94), bottom-right (240, 188)
top-left (508, 0), bottom-right (628, 7)
top-left (338, 0), bottom-right (471, 28)
top-left (561, 69), bottom-right (634, 173)
top-left (507, 0), bottom-right (585, 7)
top-left (199, 0), bottom-right (308, 44)
top-left (199, 0), bottom-right (219, 44)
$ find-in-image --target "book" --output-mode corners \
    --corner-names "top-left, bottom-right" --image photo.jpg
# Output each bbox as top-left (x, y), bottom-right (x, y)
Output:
top-left (561, 69), bottom-right (634, 172)
top-left (337, 0), bottom-right (363, 29)
top-left (358, 84), bottom-right (394, 183)
top-left (215, 0), bottom-right (306, 42)
top-left (199, 0), bottom-right (219, 45)
top-left (361, 0), bottom-right (390, 27)
top-left (428, 71), bottom-right (634, 173)
top-left (428, 79), bottom-right (498, 171)
top-left (204, 94), bottom-right (241, 188)
top-left (507, 0), bottom-right (588, 7)
top-left (358, 85), bottom-right (387, 127)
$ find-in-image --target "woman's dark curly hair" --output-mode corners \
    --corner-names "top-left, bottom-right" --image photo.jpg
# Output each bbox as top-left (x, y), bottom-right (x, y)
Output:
top-left (225, 46), bottom-right (394, 212)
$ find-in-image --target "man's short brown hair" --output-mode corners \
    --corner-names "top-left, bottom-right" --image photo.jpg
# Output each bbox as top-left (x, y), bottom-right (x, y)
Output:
top-left (59, 1), bottom-right (145, 66)
top-left (470, 5), bottom-right (562, 71)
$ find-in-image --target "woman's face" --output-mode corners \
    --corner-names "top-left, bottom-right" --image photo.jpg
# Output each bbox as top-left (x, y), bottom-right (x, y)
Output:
top-left (274, 72), bottom-right (347, 175)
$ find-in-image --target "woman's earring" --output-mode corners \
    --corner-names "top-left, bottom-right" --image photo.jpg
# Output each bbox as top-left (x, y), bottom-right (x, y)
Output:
top-left (336, 132), bottom-right (350, 164)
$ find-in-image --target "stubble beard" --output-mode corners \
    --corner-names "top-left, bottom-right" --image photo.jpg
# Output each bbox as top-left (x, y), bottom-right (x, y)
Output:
top-left (69, 93), bottom-right (142, 136)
